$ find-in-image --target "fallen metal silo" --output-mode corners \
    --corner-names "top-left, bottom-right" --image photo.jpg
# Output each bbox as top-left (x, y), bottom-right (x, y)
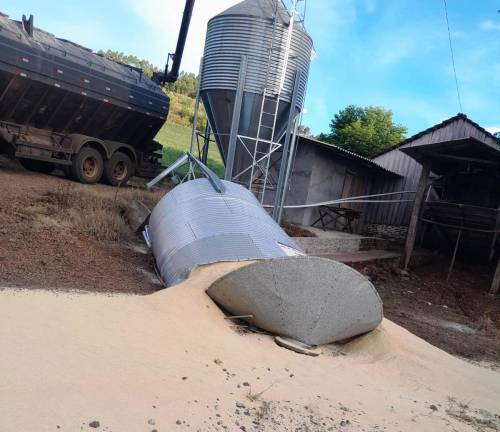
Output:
top-left (146, 170), bottom-right (383, 346)
top-left (148, 178), bottom-right (303, 286)
top-left (200, 0), bottom-right (313, 214)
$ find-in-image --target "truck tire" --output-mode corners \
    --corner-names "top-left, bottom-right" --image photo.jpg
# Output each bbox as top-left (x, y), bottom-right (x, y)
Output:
top-left (103, 151), bottom-right (133, 186)
top-left (19, 158), bottom-right (55, 174)
top-left (71, 147), bottom-right (104, 184)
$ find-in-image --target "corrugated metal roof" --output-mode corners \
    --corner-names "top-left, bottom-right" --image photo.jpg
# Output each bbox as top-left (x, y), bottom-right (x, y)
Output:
top-left (298, 135), bottom-right (401, 177)
top-left (373, 113), bottom-right (500, 158)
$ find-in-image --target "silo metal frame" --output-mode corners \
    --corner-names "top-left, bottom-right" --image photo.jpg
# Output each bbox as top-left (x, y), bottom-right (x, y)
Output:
top-left (185, 0), bottom-right (310, 222)
top-left (222, 0), bottom-right (306, 222)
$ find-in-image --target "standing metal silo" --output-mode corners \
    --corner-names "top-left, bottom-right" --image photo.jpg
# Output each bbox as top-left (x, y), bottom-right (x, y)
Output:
top-left (199, 0), bottom-right (313, 220)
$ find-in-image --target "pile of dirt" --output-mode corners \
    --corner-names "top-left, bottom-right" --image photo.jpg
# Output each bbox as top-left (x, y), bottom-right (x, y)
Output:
top-left (0, 261), bottom-right (499, 431)
top-left (281, 221), bottom-right (317, 238)
top-left (0, 157), bottom-right (170, 294)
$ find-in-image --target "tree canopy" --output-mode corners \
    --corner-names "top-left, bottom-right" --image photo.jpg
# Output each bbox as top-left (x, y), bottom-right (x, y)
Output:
top-left (165, 72), bottom-right (198, 98)
top-left (97, 50), bottom-right (158, 78)
top-left (317, 105), bottom-right (407, 158)
top-left (98, 48), bottom-right (205, 131)
top-left (298, 125), bottom-right (312, 137)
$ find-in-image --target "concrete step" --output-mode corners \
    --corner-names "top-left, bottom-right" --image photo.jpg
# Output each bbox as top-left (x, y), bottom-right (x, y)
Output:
top-left (294, 234), bottom-right (389, 255)
top-left (311, 250), bottom-right (401, 265)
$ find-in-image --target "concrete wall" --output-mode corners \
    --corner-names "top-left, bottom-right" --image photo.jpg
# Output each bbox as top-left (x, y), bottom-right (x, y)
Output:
top-left (283, 140), bottom-right (375, 232)
top-left (281, 139), bottom-right (316, 225)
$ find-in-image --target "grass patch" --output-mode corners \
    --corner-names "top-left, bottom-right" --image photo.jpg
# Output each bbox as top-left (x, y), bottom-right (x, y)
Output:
top-left (155, 121), bottom-right (224, 178)
top-left (245, 383), bottom-right (274, 403)
top-left (41, 183), bottom-right (167, 242)
top-left (446, 396), bottom-right (499, 431)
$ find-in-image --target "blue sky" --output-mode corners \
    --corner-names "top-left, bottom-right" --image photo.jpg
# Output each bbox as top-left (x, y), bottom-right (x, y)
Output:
top-left (3, 0), bottom-right (499, 136)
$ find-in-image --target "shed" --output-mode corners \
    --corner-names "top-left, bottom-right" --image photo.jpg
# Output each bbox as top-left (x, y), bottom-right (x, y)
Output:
top-left (365, 114), bottom-right (500, 239)
top-left (384, 114), bottom-right (500, 293)
top-left (283, 135), bottom-right (399, 231)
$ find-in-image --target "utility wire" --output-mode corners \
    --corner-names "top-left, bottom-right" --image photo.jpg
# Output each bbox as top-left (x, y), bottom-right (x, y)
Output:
top-left (443, 0), bottom-right (463, 113)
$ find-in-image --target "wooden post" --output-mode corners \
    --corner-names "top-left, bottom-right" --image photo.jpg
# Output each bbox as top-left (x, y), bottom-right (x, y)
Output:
top-left (491, 257), bottom-right (500, 295)
top-left (401, 160), bottom-right (431, 270)
top-left (446, 229), bottom-right (462, 282)
top-left (488, 205), bottom-right (500, 263)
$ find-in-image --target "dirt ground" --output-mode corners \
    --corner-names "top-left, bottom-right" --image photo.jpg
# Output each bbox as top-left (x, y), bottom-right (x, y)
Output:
top-left (352, 260), bottom-right (500, 365)
top-left (1, 155), bottom-right (499, 366)
top-left (0, 155), bottom-right (169, 294)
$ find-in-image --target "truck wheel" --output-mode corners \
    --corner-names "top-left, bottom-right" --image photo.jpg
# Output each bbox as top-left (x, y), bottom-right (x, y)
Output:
top-left (104, 152), bottom-right (133, 186)
top-left (19, 158), bottom-right (55, 174)
top-left (71, 147), bottom-right (104, 184)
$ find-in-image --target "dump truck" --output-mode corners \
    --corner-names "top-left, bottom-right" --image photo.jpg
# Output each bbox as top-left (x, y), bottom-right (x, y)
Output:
top-left (0, 1), bottom-right (194, 185)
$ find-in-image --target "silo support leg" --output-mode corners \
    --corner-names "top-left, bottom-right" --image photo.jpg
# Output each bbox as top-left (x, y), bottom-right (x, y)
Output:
top-left (225, 55), bottom-right (248, 181)
top-left (272, 71), bottom-right (302, 222)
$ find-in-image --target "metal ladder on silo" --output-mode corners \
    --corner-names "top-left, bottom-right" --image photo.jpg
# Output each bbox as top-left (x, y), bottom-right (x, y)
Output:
top-left (249, 90), bottom-right (281, 191)
top-left (249, 0), bottom-right (302, 202)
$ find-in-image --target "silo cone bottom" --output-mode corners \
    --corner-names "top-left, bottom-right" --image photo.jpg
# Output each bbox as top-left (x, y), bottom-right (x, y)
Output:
top-left (206, 256), bottom-right (383, 347)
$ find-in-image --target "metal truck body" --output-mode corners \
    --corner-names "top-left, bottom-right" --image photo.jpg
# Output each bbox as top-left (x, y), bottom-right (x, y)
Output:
top-left (0, 1), bottom-right (194, 184)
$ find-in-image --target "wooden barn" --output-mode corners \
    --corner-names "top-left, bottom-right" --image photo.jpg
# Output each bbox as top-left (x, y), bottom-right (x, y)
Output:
top-left (283, 114), bottom-right (500, 292)
top-left (367, 114), bottom-right (500, 292)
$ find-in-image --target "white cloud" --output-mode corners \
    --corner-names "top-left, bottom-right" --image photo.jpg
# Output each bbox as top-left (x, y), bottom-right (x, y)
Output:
top-left (369, 25), bottom-right (441, 68)
top-left (486, 126), bottom-right (500, 135)
top-left (126, 0), bottom-right (240, 73)
top-left (42, 17), bottom-right (114, 53)
top-left (451, 31), bottom-right (468, 40)
top-left (376, 37), bottom-right (415, 66)
top-left (480, 20), bottom-right (500, 31)
top-left (364, 0), bottom-right (376, 14)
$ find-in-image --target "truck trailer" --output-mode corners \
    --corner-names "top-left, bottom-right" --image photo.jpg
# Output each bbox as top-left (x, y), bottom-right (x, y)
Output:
top-left (0, 1), bottom-right (194, 185)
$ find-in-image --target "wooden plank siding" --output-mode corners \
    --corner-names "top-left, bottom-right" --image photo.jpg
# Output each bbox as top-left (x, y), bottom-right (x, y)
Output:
top-left (365, 114), bottom-right (500, 227)
top-left (365, 150), bottom-right (422, 226)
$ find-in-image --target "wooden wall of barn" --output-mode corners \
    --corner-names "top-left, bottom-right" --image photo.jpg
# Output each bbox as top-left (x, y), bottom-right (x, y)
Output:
top-left (365, 116), bottom-right (499, 227)
top-left (364, 149), bottom-right (422, 226)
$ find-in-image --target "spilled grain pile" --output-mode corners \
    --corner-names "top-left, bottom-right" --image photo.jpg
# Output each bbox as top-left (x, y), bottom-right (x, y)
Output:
top-left (0, 261), bottom-right (499, 431)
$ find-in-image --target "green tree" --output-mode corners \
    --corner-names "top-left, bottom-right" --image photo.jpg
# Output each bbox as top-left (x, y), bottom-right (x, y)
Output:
top-left (298, 125), bottom-right (312, 136)
top-left (165, 72), bottom-right (198, 98)
top-left (318, 105), bottom-right (407, 157)
top-left (97, 50), bottom-right (158, 78)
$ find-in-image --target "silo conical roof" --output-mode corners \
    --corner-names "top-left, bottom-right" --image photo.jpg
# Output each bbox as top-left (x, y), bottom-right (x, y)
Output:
top-left (215, 0), bottom-right (291, 26)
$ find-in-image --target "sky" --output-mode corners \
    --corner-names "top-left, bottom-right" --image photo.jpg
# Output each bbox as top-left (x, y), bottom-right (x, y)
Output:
top-left (3, 0), bottom-right (499, 137)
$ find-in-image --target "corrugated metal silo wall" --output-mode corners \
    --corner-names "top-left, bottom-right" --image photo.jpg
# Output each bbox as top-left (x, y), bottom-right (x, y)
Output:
top-left (365, 149), bottom-right (422, 226)
top-left (201, 6), bottom-right (312, 105)
top-left (200, 0), bottom-right (313, 171)
top-left (149, 178), bottom-right (303, 286)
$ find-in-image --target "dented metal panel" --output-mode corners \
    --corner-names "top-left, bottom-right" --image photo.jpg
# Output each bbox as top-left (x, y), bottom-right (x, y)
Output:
top-left (148, 178), bottom-right (303, 286)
